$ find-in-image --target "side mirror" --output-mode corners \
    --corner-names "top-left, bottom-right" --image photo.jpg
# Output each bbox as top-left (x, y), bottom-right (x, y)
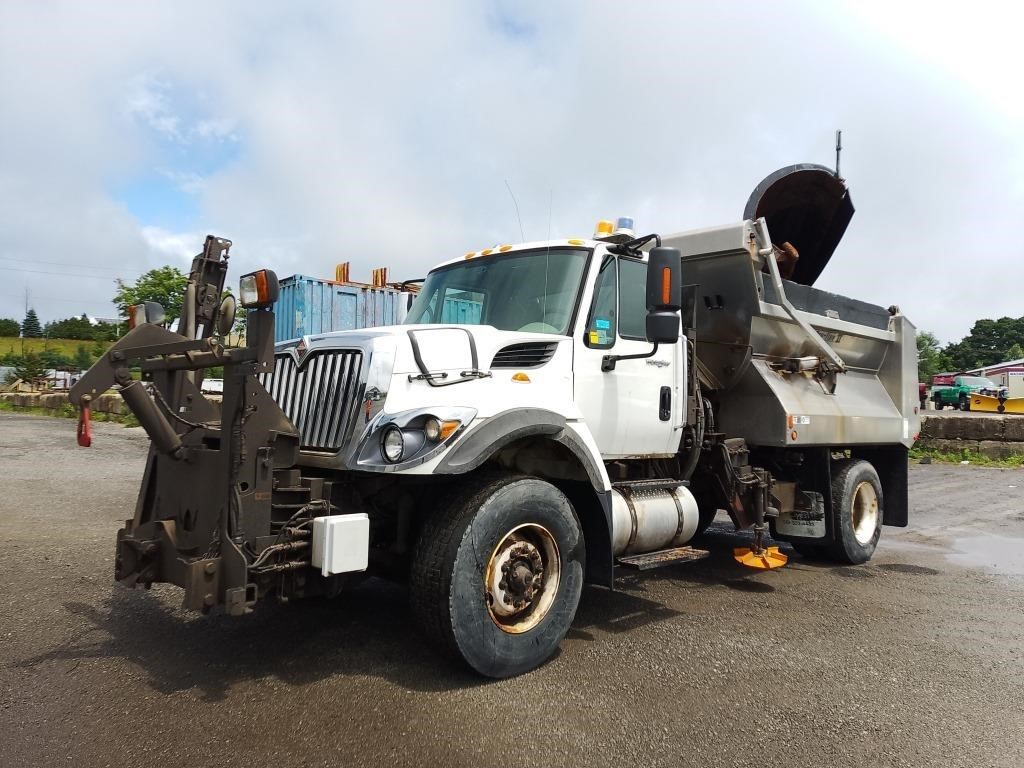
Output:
top-left (645, 247), bottom-right (682, 343)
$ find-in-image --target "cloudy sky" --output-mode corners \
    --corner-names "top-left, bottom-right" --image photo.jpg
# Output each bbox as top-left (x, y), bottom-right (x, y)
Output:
top-left (1, 1), bottom-right (1020, 343)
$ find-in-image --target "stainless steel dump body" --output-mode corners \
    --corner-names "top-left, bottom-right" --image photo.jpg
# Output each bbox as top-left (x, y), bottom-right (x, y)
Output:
top-left (664, 219), bottom-right (918, 449)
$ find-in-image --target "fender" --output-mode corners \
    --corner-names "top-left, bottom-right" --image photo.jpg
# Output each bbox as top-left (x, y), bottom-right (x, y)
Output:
top-left (435, 407), bottom-right (615, 587)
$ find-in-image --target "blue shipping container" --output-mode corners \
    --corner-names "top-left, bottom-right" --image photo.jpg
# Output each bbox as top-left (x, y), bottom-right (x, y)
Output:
top-left (440, 298), bottom-right (483, 324)
top-left (273, 275), bottom-right (485, 342)
top-left (274, 275), bottom-right (407, 343)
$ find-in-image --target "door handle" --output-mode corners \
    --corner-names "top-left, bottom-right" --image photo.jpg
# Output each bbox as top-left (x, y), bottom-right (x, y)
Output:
top-left (659, 386), bottom-right (671, 421)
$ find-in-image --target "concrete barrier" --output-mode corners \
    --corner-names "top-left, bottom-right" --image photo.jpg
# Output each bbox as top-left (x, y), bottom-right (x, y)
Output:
top-left (918, 414), bottom-right (1024, 459)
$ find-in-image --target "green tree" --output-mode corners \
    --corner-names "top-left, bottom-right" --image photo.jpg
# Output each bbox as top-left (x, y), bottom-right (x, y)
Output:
top-left (114, 266), bottom-right (187, 325)
top-left (917, 330), bottom-right (950, 382)
top-left (44, 313), bottom-right (95, 340)
top-left (943, 316), bottom-right (1024, 370)
top-left (12, 351), bottom-right (47, 387)
top-left (92, 321), bottom-right (120, 341)
top-left (0, 318), bottom-right (19, 336)
top-left (1007, 343), bottom-right (1024, 362)
top-left (38, 348), bottom-right (72, 368)
top-left (73, 345), bottom-right (93, 371)
top-left (21, 309), bottom-right (42, 338)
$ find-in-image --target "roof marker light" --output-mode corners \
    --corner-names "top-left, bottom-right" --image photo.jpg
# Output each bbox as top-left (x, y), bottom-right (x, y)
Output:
top-left (568, 238), bottom-right (584, 246)
top-left (481, 248), bottom-right (493, 256)
top-left (499, 244), bottom-right (512, 252)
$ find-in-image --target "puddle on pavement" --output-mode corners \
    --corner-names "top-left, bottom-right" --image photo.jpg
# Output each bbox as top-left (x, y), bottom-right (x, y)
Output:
top-left (884, 533), bottom-right (1024, 579)
top-left (947, 534), bottom-right (1024, 578)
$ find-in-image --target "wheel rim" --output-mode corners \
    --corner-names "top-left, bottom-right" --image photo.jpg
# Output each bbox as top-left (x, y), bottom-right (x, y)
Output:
top-left (484, 523), bottom-right (561, 634)
top-left (850, 481), bottom-right (879, 545)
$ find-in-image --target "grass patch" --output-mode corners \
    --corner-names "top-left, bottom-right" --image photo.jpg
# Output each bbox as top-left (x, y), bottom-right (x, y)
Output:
top-left (0, 337), bottom-right (93, 359)
top-left (910, 445), bottom-right (1024, 468)
top-left (0, 398), bottom-right (140, 428)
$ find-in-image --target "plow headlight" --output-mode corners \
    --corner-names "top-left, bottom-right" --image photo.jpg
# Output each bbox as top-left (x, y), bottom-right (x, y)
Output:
top-left (239, 269), bottom-right (280, 309)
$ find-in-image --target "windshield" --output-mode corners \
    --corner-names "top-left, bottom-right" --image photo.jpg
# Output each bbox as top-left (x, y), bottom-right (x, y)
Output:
top-left (406, 248), bottom-right (589, 335)
top-left (960, 376), bottom-right (996, 388)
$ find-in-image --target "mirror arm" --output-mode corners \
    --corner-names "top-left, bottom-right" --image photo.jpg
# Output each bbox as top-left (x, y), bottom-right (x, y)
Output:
top-left (601, 343), bottom-right (659, 373)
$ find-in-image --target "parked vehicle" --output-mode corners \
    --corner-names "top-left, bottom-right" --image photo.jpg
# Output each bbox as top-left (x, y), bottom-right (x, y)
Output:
top-left (70, 165), bottom-right (918, 677)
top-left (931, 375), bottom-right (1007, 411)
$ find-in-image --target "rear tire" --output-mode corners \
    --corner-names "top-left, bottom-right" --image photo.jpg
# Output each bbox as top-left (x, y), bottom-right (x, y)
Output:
top-left (410, 473), bottom-right (585, 678)
top-left (822, 459), bottom-right (883, 564)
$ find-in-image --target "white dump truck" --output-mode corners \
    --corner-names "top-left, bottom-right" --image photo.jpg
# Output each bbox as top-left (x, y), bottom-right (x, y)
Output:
top-left (71, 164), bottom-right (919, 677)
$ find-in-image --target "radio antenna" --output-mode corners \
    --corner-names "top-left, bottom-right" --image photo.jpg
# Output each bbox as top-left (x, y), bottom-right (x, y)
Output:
top-left (834, 129), bottom-right (843, 179)
top-left (504, 179), bottom-right (526, 242)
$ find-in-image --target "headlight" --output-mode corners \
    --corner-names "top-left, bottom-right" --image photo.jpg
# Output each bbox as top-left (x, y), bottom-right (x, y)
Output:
top-left (381, 426), bottom-right (405, 463)
top-left (424, 417), bottom-right (441, 442)
top-left (357, 407), bottom-right (477, 470)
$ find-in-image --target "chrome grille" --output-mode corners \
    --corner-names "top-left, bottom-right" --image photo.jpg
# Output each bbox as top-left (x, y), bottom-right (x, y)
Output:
top-left (259, 349), bottom-right (363, 451)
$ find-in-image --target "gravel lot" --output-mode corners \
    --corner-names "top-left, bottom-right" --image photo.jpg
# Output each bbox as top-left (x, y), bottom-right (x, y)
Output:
top-left (2, 412), bottom-right (1023, 768)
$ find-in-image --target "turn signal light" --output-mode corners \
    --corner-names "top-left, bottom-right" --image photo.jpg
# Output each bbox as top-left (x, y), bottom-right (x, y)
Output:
top-left (239, 269), bottom-right (280, 309)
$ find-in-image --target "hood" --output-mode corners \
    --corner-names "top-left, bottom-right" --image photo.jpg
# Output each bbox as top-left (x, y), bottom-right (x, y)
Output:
top-left (743, 163), bottom-right (854, 286)
top-left (292, 324), bottom-right (567, 376)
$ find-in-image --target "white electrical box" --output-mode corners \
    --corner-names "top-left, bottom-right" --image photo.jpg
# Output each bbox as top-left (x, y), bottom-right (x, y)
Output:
top-left (311, 514), bottom-right (370, 576)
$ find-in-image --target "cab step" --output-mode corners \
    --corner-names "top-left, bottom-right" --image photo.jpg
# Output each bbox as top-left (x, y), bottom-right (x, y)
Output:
top-left (616, 545), bottom-right (710, 571)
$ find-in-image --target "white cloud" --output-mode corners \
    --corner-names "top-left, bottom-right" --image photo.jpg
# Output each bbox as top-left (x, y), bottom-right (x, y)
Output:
top-left (124, 75), bottom-right (184, 143)
top-left (0, 1), bottom-right (1020, 344)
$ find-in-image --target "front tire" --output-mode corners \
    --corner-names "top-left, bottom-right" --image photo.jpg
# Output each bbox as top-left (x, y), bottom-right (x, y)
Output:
top-left (959, 394), bottom-right (970, 411)
top-left (410, 474), bottom-right (585, 678)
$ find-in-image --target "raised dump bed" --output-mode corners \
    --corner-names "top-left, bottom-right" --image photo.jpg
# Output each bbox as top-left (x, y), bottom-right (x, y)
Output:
top-left (664, 164), bottom-right (918, 449)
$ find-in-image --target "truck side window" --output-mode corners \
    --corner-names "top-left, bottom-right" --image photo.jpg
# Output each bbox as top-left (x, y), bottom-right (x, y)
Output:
top-left (585, 256), bottom-right (616, 349)
top-left (618, 258), bottom-right (647, 339)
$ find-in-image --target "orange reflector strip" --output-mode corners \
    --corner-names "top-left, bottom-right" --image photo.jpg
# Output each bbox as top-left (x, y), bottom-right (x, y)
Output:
top-left (661, 267), bottom-right (671, 305)
top-left (787, 414), bottom-right (793, 428)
